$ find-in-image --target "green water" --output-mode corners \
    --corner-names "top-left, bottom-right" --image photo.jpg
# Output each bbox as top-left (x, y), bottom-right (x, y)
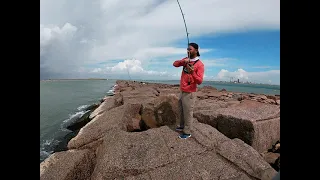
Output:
top-left (40, 79), bottom-right (116, 162)
top-left (142, 80), bottom-right (280, 95)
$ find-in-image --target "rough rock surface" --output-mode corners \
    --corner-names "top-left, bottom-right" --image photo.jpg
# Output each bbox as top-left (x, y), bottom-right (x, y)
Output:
top-left (40, 149), bottom-right (95, 180)
top-left (40, 80), bottom-right (280, 180)
top-left (195, 100), bottom-right (280, 153)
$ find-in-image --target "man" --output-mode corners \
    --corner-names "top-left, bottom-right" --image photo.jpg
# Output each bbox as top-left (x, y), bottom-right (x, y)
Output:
top-left (173, 42), bottom-right (205, 139)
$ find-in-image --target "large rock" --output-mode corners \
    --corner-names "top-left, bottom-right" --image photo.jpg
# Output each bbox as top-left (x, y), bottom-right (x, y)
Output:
top-left (122, 103), bottom-right (142, 132)
top-left (40, 149), bottom-right (95, 180)
top-left (157, 88), bottom-right (180, 97)
top-left (68, 103), bottom-right (141, 150)
top-left (199, 85), bottom-right (218, 92)
top-left (141, 94), bottom-right (179, 128)
top-left (251, 117), bottom-right (280, 153)
top-left (194, 110), bottom-right (219, 128)
top-left (217, 138), bottom-right (277, 180)
top-left (191, 121), bottom-right (230, 149)
top-left (126, 151), bottom-right (252, 180)
top-left (195, 100), bottom-right (280, 153)
top-left (90, 126), bottom-right (207, 179)
top-left (68, 106), bottom-right (125, 149)
top-left (119, 87), bottom-right (159, 105)
top-left (89, 95), bottom-right (123, 119)
top-left (91, 124), bottom-right (277, 180)
top-left (194, 99), bottom-right (228, 112)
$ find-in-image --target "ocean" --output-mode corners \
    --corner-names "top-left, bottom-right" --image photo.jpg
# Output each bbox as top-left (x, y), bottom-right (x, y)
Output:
top-left (40, 79), bottom-right (280, 163)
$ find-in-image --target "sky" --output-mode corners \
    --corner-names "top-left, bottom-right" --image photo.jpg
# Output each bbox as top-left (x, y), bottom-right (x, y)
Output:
top-left (40, 0), bottom-right (280, 85)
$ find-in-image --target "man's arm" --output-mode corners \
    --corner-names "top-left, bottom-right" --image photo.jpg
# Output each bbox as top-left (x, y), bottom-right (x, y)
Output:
top-left (192, 64), bottom-right (204, 85)
top-left (173, 57), bottom-right (188, 67)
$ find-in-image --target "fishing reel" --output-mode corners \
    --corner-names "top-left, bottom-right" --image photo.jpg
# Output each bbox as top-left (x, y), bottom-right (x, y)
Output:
top-left (183, 63), bottom-right (194, 74)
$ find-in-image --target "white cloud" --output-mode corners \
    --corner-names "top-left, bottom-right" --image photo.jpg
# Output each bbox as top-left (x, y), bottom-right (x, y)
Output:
top-left (88, 59), bottom-right (279, 85)
top-left (40, 0), bottom-right (280, 79)
top-left (90, 59), bottom-right (169, 78)
top-left (40, 23), bottom-right (78, 58)
top-left (215, 68), bottom-right (280, 84)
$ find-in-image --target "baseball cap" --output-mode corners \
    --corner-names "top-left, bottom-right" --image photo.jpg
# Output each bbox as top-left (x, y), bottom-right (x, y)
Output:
top-left (188, 42), bottom-right (200, 56)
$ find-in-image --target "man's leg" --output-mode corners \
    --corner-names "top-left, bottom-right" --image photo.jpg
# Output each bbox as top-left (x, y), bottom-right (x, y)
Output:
top-left (176, 92), bottom-right (184, 131)
top-left (181, 92), bottom-right (195, 135)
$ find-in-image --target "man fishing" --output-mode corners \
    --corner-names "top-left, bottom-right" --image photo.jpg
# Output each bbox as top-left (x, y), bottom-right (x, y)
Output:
top-left (173, 42), bottom-right (205, 139)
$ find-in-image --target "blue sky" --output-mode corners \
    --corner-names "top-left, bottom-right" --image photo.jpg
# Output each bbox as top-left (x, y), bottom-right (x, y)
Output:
top-left (40, 0), bottom-right (280, 84)
top-left (149, 30), bottom-right (280, 74)
top-left (137, 30), bottom-right (280, 84)
top-left (192, 30), bottom-right (280, 71)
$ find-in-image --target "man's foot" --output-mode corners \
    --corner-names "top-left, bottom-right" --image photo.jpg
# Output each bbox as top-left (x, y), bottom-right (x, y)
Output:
top-left (175, 127), bottom-right (184, 132)
top-left (179, 133), bottom-right (191, 139)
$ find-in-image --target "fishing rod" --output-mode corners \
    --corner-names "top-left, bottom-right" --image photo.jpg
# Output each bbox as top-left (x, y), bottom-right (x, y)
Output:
top-left (126, 66), bottom-right (132, 81)
top-left (125, 60), bottom-right (132, 81)
top-left (176, 0), bottom-right (190, 62)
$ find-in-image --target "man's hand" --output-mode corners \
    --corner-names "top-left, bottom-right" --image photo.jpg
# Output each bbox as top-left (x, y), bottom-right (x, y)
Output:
top-left (183, 57), bottom-right (189, 63)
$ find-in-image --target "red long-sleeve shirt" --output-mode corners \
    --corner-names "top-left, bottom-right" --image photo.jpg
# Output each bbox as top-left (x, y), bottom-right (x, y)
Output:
top-left (173, 57), bottom-right (204, 92)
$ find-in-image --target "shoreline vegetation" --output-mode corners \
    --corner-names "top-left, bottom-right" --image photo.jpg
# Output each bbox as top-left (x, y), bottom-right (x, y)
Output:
top-left (40, 80), bottom-right (280, 180)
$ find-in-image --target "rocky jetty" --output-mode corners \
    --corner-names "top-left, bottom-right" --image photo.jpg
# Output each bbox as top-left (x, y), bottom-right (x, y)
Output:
top-left (40, 80), bottom-right (280, 180)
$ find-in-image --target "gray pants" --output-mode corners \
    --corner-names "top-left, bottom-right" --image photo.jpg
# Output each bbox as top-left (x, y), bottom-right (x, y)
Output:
top-left (176, 91), bottom-right (195, 134)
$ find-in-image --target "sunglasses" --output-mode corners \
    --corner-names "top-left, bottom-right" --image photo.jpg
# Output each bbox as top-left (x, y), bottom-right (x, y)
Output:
top-left (187, 48), bottom-right (198, 51)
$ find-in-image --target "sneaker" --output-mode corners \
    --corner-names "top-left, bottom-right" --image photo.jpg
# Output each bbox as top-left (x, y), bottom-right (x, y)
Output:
top-left (175, 127), bottom-right (184, 132)
top-left (179, 134), bottom-right (191, 139)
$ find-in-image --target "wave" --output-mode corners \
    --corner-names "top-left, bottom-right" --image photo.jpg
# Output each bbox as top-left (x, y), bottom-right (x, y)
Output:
top-left (62, 109), bottom-right (90, 124)
top-left (40, 83), bottom-right (117, 163)
top-left (40, 138), bottom-right (60, 162)
top-left (106, 84), bottom-right (117, 96)
top-left (77, 104), bottom-right (89, 111)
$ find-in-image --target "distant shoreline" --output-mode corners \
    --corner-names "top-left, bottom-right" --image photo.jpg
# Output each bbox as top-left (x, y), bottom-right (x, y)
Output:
top-left (40, 79), bottom-right (280, 86)
top-left (40, 78), bottom-right (111, 82)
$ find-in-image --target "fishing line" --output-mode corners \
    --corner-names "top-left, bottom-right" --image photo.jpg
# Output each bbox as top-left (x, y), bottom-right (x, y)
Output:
top-left (176, 0), bottom-right (190, 61)
top-left (177, 0), bottom-right (194, 85)
top-left (127, 1), bottom-right (191, 81)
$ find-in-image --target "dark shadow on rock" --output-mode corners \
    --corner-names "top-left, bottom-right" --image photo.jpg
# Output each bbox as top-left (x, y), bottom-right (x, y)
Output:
top-left (154, 102), bottom-right (176, 126)
top-left (138, 119), bottom-right (149, 131)
top-left (271, 156), bottom-right (280, 171)
top-left (53, 130), bottom-right (80, 152)
top-left (216, 116), bottom-right (255, 146)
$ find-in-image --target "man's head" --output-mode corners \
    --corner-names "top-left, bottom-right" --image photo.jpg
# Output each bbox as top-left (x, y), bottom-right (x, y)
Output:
top-left (188, 42), bottom-right (200, 58)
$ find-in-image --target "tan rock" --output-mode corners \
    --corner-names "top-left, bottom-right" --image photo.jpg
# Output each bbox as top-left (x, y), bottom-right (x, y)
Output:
top-left (195, 100), bottom-right (280, 153)
top-left (68, 104), bottom-right (141, 149)
top-left (89, 95), bottom-right (123, 119)
top-left (141, 94), bottom-right (179, 128)
top-left (40, 149), bottom-right (95, 180)
top-left (217, 138), bottom-right (277, 180)
top-left (91, 126), bottom-right (206, 179)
